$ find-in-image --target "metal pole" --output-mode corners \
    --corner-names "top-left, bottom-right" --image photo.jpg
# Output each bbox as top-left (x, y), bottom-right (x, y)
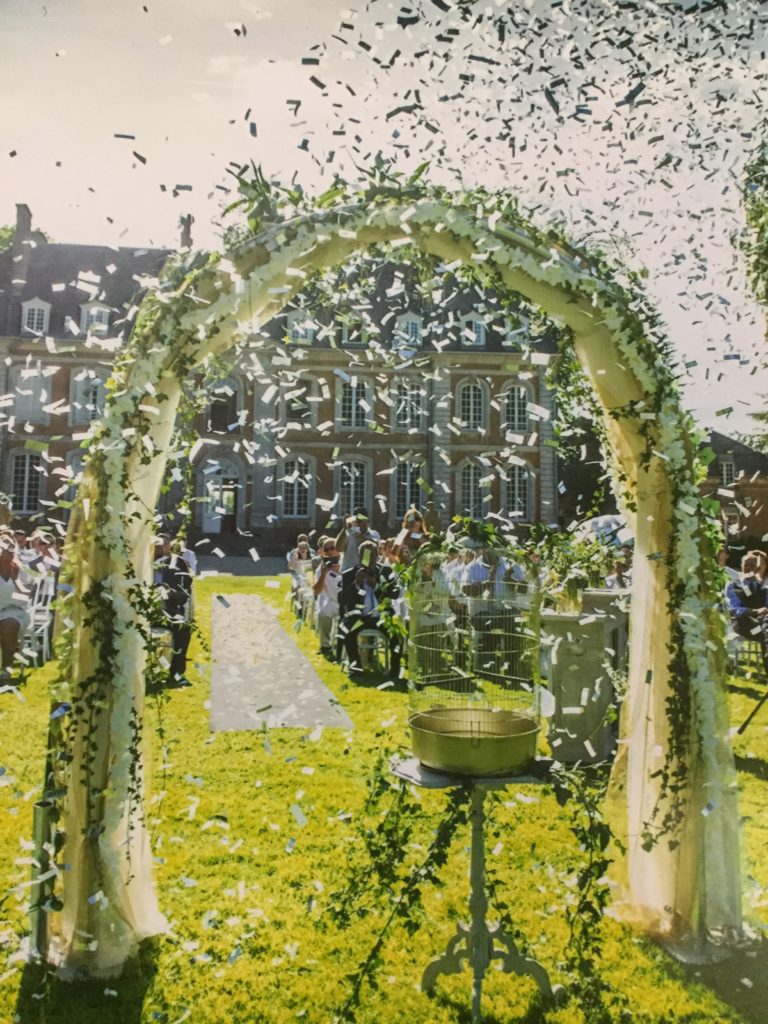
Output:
top-left (469, 785), bottom-right (490, 1024)
top-left (29, 798), bottom-right (53, 959)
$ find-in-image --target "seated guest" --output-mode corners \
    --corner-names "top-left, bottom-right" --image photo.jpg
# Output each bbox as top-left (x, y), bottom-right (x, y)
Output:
top-left (313, 539), bottom-right (342, 658)
top-left (725, 552), bottom-right (768, 670)
top-left (287, 534), bottom-right (316, 618)
top-left (153, 539), bottom-right (193, 688)
top-left (338, 539), bottom-right (401, 678)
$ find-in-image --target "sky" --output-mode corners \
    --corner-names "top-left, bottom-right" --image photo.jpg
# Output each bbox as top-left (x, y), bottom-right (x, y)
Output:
top-left (1, 0), bottom-right (766, 434)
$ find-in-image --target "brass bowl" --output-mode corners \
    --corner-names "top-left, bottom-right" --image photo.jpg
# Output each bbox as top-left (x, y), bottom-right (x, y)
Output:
top-left (409, 706), bottom-right (539, 777)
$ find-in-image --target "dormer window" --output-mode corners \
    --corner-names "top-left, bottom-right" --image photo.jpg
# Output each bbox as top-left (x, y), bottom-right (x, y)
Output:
top-left (286, 310), bottom-right (316, 345)
top-left (21, 298), bottom-right (51, 336)
top-left (80, 303), bottom-right (110, 336)
top-left (393, 313), bottom-right (422, 350)
top-left (460, 313), bottom-right (486, 348)
top-left (721, 461), bottom-right (736, 487)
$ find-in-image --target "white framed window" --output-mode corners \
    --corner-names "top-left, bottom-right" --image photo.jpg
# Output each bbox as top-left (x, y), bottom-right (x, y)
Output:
top-left (286, 310), bottom-right (317, 345)
top-left (206, 377), bottom-right (244, 434)
top-left (12, 452), bottom-right (43, 514)
top-left (9, 364), bottom-right (49, 424)
top-left (392, 377), bottom-right (424, 431)
top-left (393, 313), bottom-right (422, 351)
top-left (456, 378), bottom-right (487, 431)
top-left (502, 384), bottom-right (529, 433)
top-left (393, 461), bottom-right (424, 520)
top-left (280, 457), bottom-right (313, 519)
top-left (70, 371), bottom-right (106, 425)
top-left (721, 461), bottom-right (736, 487)
top-left (80, 302), bottom-right (110, 336)
top-left (339, 316), bottom-right (369, 347)
top-left (281, 377), bottom-right (319, 430)
top-left (21, 298), bottom-right (51, 336)
top-left (457, 460), bottom-right (489, 520)
top-left (337, 459), bottom-right (369, 518)
top-left (460, 313), bottom-right (486, 348)
top-left (502, 314), bottom-right (529, 348)
top-left (506, 464), bottom-right (532, 522)
top-left (195, 453), bottom-right (246, 534)
top-left (337, 378), bottom-right (372, 429)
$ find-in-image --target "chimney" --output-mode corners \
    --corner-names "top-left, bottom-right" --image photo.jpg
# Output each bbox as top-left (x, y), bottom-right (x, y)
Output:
top-left (179, 214), bottom-right (194, 250)
top-left (15, 203), bottom-right (32, 242)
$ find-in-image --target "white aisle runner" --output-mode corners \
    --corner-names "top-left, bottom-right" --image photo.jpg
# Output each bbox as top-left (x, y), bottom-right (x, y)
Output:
top-left (209, 592), bottom-right (353, 732)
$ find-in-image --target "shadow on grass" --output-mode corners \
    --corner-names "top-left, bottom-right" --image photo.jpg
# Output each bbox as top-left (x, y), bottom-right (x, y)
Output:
top-left (431, 986), bottom-right (551, 1024)
top-left (15, 938), bottom-right (160, 1024)
top-left (734, 753), bottom-right (768, 782)
top-left (680, 943), bottom-right (768, 1024)
top-left (727, 681), bottom-right (766, 701)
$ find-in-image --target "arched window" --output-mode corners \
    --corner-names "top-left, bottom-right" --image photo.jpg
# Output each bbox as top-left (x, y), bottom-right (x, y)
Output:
top-left (337, 378), bottom-right (372, 429)
top-left (502, 384), bottom-right (529, 433)
top-left (392, 376), bottom-right (423, 430)
top-left (456, 379), bottom-right (486, 431)
top-left (458, 460), bottom-right (489, 519)
top-left (197, 455), bottom-right (244, 534)
top-left (506, 464), bottom-right (532, 522)
top-left (337, 459), bottom-right (368, 518)
top-left (393, 460), bottom-right (424, 520)
top-left (280, 457), bottom-right (313, 519)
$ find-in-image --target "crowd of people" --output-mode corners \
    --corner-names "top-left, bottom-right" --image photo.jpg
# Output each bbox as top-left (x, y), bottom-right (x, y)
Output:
top-left (287, 506), bottom-right (537, 680)
top-left (0, 528), bottom-right (62, 682)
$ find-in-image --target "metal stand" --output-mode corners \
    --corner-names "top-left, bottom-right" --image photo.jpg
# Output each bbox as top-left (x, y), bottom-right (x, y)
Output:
top-left (392, 757), bottom-right (558, 1023)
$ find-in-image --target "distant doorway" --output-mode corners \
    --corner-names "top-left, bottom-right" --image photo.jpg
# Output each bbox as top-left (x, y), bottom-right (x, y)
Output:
top-left (200, 459), bottom-right (240, 534)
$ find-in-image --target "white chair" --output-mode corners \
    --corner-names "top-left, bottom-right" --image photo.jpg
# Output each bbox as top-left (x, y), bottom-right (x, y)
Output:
top-left (24, 572), bottom-right (56, 666)
top-left (358, 628), bottom-right (390, 673)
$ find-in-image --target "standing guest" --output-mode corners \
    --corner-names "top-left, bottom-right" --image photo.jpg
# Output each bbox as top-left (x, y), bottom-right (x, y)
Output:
top-left (725, 552), bottom-right (768, 671)
top-left (747, 549), bottom-right (767, 583)
top-left (0, 533), bottom-right (26, 680)
top-left (338, 539), bottom-right (400, 677)
top-left (153, 539), bottom-right (193, 688)
top-left (335, 508), bottom-right (381, 573)
top-left (175, 536), bottom-right (198, 576)
top-left (287, 534), bottom-right (316, 618)
top-left (392, 508), bottom-right (429, 565)
top-left (313, 539), bottom-right (341, 658)
top-left (716, 548), bottom-right (739, 583)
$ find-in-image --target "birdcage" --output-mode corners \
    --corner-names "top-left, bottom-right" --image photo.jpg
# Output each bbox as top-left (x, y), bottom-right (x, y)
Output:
top-left (407, 548), bottom-right (541, 776)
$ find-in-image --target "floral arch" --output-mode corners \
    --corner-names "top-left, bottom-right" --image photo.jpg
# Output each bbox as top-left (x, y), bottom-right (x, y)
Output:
top-left (49, 184), bottom-right (741, 973)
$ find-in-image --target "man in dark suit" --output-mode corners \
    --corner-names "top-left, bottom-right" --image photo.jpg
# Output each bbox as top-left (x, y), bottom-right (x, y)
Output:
top-left (338, 539), bottom-right (402, 679)
top-left (153, 540), bottom-right (193, 687)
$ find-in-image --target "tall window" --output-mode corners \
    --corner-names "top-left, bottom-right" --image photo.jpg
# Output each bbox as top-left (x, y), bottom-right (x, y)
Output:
top-left (459, 462), bottom-right (484, 519)
top-left (12, 453), bottom-right (42, 514)
top-left (339, 460), bottom-right (367, 518)
top-left (282, 458), bottom-right (311, 518)
top-left (460, 314), bottom-right (486, 348)
top-left (207, 379), bottom-right (240, 433)
top-left (393, 377), bottom-right (423, 430)
top-left (721, 461), bottom-right (736, 487)
top-left (503, 385), bottom-right (528, 433)
top-left (394, 461), bottom-right (423, 519)
top-left (339, 379), bottom-right (370, 428)
top-left (285, 389), bottom-right (313, 426)
top-left (458, 380), bottom-right (485, 430)
top-left (507, 465), bottom-right (530, 521)
top-left (10, 366), bottom-right (47, 424)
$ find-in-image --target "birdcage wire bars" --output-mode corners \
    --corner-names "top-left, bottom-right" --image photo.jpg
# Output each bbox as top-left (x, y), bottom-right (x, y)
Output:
top-left (407, 550), bottom-right (541, 776)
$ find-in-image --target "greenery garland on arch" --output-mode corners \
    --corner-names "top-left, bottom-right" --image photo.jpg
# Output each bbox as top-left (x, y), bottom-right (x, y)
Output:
top-left (45, 166), bottom-right (741, 974)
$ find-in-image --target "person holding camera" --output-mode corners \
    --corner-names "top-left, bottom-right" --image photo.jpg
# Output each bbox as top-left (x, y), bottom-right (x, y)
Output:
top-left (335, 507), bottom-right (380, 572)
top-left (313, 538), bottom-right (342, 658)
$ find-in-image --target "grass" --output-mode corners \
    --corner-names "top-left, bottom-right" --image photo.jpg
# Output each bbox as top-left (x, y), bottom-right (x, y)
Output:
top-left (0, 573), bottom-right (766, 1023)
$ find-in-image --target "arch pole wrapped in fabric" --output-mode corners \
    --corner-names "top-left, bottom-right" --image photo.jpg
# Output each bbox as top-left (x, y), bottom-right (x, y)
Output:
top-left (47, 189), bottom-right (741, 974)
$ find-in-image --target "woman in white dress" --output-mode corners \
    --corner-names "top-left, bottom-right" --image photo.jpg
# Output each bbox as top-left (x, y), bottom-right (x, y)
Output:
top-left (0, 532), bottom-right (26, 677)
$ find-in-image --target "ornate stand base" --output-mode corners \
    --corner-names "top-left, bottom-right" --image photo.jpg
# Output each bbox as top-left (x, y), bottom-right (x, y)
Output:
top-left (390, 763), bottom-right (561, 1024)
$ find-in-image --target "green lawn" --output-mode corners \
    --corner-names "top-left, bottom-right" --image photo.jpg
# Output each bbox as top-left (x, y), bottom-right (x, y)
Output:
top-left (1, 575), bottom-right (766, 1023)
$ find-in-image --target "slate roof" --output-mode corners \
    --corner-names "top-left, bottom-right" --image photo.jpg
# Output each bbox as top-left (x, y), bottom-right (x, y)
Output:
top-left (705, 430), bottom-right (768, 478)
top-left (0, 241), bottom-right (170, 339)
